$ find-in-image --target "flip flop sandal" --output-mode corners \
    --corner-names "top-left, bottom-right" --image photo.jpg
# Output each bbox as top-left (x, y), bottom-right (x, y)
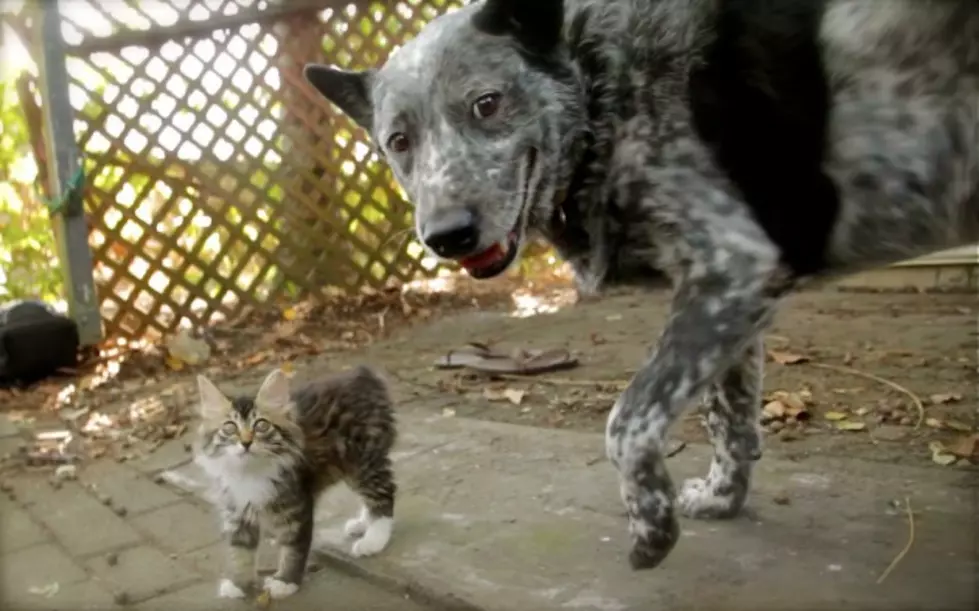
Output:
top-left (434, 344), bottom-right (578, 375)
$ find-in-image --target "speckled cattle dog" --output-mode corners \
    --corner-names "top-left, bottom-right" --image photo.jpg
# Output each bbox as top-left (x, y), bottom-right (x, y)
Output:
top-left (304, 0), bottom-right (979, 570)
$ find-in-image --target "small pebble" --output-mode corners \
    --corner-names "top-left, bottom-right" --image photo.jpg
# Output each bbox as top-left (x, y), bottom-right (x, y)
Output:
top-left (183, 443), bottom-right (193, 453)
top-left (112, 505), bottom-right (128, 517)
top-left (768, 421), bottom-right (785, 433)
top-left (49, 479), bottom-right (62, 490)
top-left (773, 493), bottom-right (791, 506)
top-left (113, 591), bottom-right (129, 605)
top-left (152, 474), bottom-right (166, 485)
top-left (97, 493), bottom-right (113, 506)
top-left (106, 552), bottom-right (118, 567)
top-left (0, 481), bottom-right (12, 493)
top-left (899, 416), bottom-right (913, 426)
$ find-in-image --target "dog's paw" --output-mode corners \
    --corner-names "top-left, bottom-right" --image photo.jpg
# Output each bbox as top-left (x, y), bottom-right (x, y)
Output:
top-left (350, 517), bottom-right (392, 558)
top-left (344, 515), bottom-right (369, 539)
top-left (627, 514), bottom-right (680, 571)
top-left (677, 477), bottom-right (742, 519)
top-left (263, 577), bottom-right (299, 599)
top-left (217, 579), bottom-right (248, 599)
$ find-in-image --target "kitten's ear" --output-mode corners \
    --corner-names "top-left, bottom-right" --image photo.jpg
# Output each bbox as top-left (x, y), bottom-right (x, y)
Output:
top-left (196, 375), bottom-right (228, 419)
top-left (303, 64), bottom-right (375, 133)
top-left (471, 0), bottom-right (564, 56)
top-left (255, 368), bottom-right (291, 411)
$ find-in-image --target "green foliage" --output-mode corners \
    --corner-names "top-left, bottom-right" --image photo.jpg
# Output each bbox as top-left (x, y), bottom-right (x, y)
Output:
top-left (0, 76), bottom-right (64, 303)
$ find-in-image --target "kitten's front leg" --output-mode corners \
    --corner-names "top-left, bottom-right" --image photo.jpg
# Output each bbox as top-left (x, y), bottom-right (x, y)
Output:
top-left (219, 510), bottom-right (260, 598)
top-left (263, 495), bottom-right (314, 599)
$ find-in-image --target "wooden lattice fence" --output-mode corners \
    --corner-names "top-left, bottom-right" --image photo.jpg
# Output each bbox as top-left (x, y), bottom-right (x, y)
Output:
top-left (51, 0), bottom-right (462, 341)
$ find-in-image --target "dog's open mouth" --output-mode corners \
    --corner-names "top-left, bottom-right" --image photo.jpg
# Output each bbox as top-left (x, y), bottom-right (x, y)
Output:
top-left (458, 149), bottom-right (537, 280)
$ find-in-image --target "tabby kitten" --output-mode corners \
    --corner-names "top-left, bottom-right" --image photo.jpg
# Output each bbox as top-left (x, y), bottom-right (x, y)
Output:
top-left (193, 365), bottom-right (398, 600)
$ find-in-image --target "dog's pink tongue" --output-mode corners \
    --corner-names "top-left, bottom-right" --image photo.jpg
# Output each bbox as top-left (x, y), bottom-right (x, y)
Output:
top-left (460, 242), bottom-right (505, 272)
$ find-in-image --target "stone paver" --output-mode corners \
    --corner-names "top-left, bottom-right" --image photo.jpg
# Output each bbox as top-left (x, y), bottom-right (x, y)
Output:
top-left (133, 568), bottom-right (436, 611)
top-left (0, 577), bottom-right (119, 610)
top-left (83, 545), bottom-right (199, 604)
top-left (128, 437), bottom-right (195, 474)
top-left (130, 500), bottom-right (221, 554)
top-left (14, 479), bottom-right (143, 557)
top-left (0, 543), bottom-right (89, 607)
top-left (81, 461), bottom-right (183, 515)
top-left (0, 496), bottom-right (48, 553)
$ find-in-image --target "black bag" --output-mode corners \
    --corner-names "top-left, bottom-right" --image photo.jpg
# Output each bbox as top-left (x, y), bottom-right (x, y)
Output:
top-left (0, 299), bottom-right (80, 385)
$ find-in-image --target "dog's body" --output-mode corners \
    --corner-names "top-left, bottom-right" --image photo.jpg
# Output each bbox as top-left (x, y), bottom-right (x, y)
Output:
top-left (305, 0), bottom-right (979, 570)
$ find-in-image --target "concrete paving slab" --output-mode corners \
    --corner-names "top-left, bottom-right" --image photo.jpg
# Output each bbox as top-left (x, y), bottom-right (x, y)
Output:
top-left (128, 435), bottom-right (195, 474)
top-left (319, 415), bottom-right (978, 611)
top-left (0, 576), bottom-right (119, 610)
top-left (155, 414), bottom-right (978, 611)
top-left (12, 479), bottom-right (143, 557)
top-left (133, 567), bottom-right (439, 611)
top-left (0, 496), bottom-right (49, 553)
top-left (80, 460), bottom-right (183, 515)
top-left (130, 500), bottom-right (222, 554)
top-left (83, 544), bottom-right (200, 604)
top-left (0, 543), bottom-right (89, 604)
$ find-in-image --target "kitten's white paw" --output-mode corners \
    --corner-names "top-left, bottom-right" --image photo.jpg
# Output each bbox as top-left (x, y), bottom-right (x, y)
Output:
top-left (217, 579), bottom-right (247, 599)
top-left (263, 577), bottom-right (299, 599)
top-left (344, 516), bottom-right (369, 538)
top-left (350, 517), bottom-right (393, 558)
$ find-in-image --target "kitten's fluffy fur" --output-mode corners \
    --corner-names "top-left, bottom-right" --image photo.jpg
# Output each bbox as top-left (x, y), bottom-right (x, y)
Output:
top-left (193, 366), bottom-right (398, 599)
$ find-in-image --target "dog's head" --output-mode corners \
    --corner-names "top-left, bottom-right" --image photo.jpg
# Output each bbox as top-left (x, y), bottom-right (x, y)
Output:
top-left (304, 0), bottom-right (586, 279)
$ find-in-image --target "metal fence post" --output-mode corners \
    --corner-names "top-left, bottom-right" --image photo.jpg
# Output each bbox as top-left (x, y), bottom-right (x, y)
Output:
top-left (36, 0), bottom-right (102, 346)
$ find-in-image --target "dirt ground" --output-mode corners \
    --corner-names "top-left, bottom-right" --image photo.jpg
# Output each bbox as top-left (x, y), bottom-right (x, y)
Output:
top-left (1, 279), bottom-right (976, 475)
top-left (364, 286), bottom-right (978, 469)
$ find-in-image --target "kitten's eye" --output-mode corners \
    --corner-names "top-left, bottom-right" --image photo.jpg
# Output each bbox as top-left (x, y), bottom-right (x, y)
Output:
top-left (220, 422), bottom-right (237, 436)
top-left (253, 419), bottom-right (271, 433)
top-left (472, 92), bottom-right (502, 120)
top-left (386, 132), bottom-right (410, 153)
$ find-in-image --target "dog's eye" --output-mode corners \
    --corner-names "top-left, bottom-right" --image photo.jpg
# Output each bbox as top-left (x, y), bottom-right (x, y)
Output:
top-left (220, 421), bottom-right (237, 436)
top-left (472, 92), bottom-right (502, 120)
top-left (253, 419), bottom-right (271, 433)
top-left (387, 132), bottom-right (410, 153)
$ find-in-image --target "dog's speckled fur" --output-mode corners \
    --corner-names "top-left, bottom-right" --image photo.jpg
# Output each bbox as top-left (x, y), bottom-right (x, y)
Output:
top-left (304, 0), bottom-right (979, 570)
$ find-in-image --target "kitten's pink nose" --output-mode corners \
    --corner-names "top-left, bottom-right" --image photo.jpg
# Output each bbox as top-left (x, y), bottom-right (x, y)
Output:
top-left (240, 440), bottom-right (252, 451)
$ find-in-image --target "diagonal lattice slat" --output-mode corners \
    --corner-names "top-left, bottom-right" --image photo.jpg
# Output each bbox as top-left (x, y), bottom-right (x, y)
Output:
top-left (57, 0), bottom-right (463, 340)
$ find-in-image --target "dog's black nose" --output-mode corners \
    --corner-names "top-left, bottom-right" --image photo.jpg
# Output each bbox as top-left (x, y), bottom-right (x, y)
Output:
top-left (421, 209), bottom-right (480, 257)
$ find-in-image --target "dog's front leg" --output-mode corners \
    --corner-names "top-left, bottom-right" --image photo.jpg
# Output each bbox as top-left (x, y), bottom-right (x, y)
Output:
top-left (606, 259), bottom-right (783, 571)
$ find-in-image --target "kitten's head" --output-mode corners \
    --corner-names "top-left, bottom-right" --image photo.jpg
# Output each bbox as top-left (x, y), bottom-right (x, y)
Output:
top-left (195, 369), bottom-right (303, 464)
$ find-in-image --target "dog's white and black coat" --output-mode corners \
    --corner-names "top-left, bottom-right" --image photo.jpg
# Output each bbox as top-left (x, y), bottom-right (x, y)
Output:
top-left (304, 0), bottom-right (979, 570)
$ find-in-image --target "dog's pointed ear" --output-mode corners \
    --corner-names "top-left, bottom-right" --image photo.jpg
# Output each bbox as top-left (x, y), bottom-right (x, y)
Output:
top-left (471, 0), bottom-right (564, 55)
top-left (303, 63), bottom-right (376, 133)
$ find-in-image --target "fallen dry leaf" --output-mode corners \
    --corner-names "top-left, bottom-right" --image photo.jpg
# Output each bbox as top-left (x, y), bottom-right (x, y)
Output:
top-left (824, 411), bottom-right (848, 421)
top-left (929, 392), bottom-right (962, 405)
top-left (282, 307), bottom-right (298, 321)
top-left (835, 421), bottom-right (867, 432)
top-left (771, 390), bottom-right (807, 413)
top-left (947, 433), bottom-right (979, 461)
top-left (763, 400), bottom-right (787, 420)
top-left (928, 440), bottom-right (959, 466)
top-left (768, 351), bottom-right (810, 365)
top-left (164, 355), bottom-right (185, 371)
top-left (255, 589), bottom-right (271, 608)
top-left (280, 361), bottom-right (296, 376)
top-left (503, 388), bottom-right (526, 405)
top-left (945, 420), bottom-right (974, 433)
